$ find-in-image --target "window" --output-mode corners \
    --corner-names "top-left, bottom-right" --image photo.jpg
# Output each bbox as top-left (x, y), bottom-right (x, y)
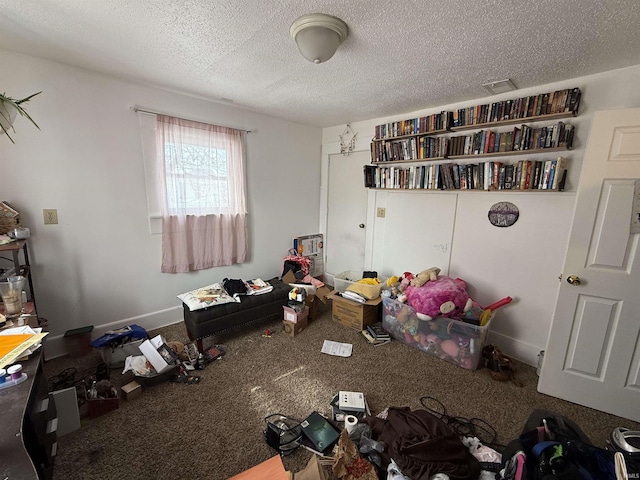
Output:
top-left (164, 141), bottom-right (230, 213)
top-left (137, 111), bottom-right (248, 272)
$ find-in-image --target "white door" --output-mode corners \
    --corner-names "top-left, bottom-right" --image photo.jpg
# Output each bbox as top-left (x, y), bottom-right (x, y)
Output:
top-left (326, 151), bottom-right (369, 276)
top-left (538, 108), bottom-right (640, 423)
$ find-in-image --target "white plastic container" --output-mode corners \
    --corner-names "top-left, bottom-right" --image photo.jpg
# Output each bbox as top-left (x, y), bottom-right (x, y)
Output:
top-left (333, 270), bottom-right (364, 293)
top-left (333, 270), bottom-right (387, 296)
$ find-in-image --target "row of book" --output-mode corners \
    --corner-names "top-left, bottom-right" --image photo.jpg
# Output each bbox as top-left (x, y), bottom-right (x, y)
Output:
top-left (371, 135), bottom-right (446, 162)
top-left (371, 121), bottom-right (573, 163)
top-left (448, 122), bottom-right (574, 157)
top-left (373, 88), bottom-right (581, 140)
top-left (363, 157), bottom-right (568, 192)
top-left (452, 87), bottom-right (581, 127)
top-left (374, 111), bottom-right (451, 139)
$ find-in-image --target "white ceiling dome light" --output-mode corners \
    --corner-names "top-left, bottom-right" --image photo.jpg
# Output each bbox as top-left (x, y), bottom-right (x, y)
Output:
top-left (290, 13), bottom-right (348, 64)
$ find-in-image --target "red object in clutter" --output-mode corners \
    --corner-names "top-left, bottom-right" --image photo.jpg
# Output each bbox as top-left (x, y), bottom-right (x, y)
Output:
top-left (484, 296), bottom-right (513, 311)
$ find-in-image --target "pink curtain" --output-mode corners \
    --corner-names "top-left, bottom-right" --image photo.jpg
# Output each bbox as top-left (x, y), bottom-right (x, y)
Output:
top-left (157, 115), bottom-right (247, 273)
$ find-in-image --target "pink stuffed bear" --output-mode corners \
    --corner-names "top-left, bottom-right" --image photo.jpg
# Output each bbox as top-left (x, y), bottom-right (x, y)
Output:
top-left (405, 275), bottom-right (473, 321)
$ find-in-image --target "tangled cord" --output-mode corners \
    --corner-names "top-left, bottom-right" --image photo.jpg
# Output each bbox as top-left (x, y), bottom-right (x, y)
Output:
top-left (419, 396), bottom-right (505, 451)
top-left (48, 366), bottom-right (101, 406)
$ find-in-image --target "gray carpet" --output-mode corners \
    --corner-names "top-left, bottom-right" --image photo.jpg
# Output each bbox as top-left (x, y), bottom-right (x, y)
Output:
top-left (44, 302), bottom-right (640, 479)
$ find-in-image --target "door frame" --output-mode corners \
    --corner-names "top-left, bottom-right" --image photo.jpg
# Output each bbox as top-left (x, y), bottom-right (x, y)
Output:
top-left (319, 128), bottom-right (375, 285)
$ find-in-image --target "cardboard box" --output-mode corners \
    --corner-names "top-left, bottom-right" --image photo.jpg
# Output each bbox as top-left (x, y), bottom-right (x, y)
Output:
top-left (138, 335), bottom-right (177, 374)
top-left (293, 234), bottom-right (324, 277)
top-left (135, 367), bottom-right (178, 387)
top-left (382, 296), bottom-right (493, 370)
top-left (326, 290), bottom-right (381, 331)
top-left (282, 271), bottom-right (331, 305)
top-left (283, 305), bottom-right (309, 324)
top-left (283, 316), bottom-right (308, 336)
top-left (121, 381), bottom-right (142, 401)
top-left (227, 455), bottom-right (289, 480)
top-left (306, 295), bottom-right (319, 321)
top-left (86, 383), bottom-right (119, 418)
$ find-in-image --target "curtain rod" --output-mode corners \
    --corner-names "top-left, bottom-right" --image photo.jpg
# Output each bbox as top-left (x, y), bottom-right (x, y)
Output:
top-left (130, 106), bottom-right (252, 133)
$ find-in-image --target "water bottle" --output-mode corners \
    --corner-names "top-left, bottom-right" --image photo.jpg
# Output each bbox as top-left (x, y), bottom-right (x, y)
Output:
top-left (88, 380), bottom-right (98, 399)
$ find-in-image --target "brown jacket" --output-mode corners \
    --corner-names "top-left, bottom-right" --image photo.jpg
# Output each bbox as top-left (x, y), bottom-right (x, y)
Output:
top-left (364, 407), bottom-right (480, 480)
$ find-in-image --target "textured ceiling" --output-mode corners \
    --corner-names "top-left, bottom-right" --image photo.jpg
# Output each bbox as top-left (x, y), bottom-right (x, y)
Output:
top-left (1, 0), bottom-right (640, 127)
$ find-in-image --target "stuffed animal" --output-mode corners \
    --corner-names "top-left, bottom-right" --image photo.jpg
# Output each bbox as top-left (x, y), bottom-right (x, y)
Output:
top-left (410, 267), bottom-right (441, 287)
top-left (405, 275), bottom-right (473, 321)
top-left (387, 272), bottom-right (415, 302)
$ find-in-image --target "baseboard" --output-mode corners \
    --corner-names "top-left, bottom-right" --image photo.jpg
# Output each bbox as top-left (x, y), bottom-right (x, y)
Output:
top-left (44, 305), bottom-right (184, 361)
top-left (486, 330), bottom-right (543, 368)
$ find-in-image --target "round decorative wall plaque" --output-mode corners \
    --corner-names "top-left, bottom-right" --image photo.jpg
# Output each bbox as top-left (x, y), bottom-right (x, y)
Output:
top-left (488, 201), bottom-right (519, 227)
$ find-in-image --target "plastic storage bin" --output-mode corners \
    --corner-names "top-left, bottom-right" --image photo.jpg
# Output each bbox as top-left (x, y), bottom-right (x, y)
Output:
top-left (333, 270), bottom-right (363, 293)
top-left (333, 270), bottom-right (387, 297)
top-left (382, 296), bottom-right (492, 370)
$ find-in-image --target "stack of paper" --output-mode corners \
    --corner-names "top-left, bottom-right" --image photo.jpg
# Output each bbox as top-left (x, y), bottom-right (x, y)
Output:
top-left (0, 325), bottom-right (48, 369)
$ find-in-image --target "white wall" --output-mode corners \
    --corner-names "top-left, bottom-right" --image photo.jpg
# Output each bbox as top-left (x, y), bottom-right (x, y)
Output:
top-left (321, 64), bottom-right (640, 365)
top-left (0, 50), bottom-right (322, 358)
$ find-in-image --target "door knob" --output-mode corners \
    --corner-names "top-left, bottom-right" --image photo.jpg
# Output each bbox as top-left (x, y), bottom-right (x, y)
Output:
top-left (566, 275), bottom-right (581, 286)
top-left (359, 224), bottom-right (365, 228)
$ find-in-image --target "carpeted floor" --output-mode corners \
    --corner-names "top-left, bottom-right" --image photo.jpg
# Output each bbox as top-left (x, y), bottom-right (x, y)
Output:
top-left (43, 302), bottom-right (640, 479)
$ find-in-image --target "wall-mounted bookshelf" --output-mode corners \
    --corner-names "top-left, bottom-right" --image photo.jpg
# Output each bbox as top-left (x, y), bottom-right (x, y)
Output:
top-left (364, 157), bottom-right (568, 192)
top-left (367, 88), bottom-right (581, 192)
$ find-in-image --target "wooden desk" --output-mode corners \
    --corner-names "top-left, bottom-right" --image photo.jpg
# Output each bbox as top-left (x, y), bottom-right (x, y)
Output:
top-left (227, 455), bottom-right (290, 480)
top-left (0, 348), bottom-right (56, 479)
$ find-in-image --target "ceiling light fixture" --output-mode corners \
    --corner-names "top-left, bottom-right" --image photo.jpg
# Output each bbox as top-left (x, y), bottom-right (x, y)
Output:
top-left (482, 79), bottom-right (517, 95)
top-left (290, 13), bottom-right (348, 64)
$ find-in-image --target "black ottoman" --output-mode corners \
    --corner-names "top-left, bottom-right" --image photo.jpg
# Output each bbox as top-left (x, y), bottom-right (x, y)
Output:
top-left (182, 277), bottom-right (290, 352)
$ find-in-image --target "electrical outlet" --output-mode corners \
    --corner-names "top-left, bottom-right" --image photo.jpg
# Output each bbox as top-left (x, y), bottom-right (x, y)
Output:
top-left (43, 209), bottom-right (58, 225)
top-left (376, 207), bottom-right (386, 218)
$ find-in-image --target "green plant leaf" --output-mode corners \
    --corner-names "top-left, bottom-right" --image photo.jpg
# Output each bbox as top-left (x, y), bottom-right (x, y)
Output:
top-left (0, 91), bottom-right (42, 143)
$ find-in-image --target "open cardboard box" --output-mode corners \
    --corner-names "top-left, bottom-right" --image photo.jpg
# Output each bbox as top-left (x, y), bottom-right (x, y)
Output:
top-left (326, 290), bottom-right (382, 331)
top-left (282, 271), bottom-right (331, 320)
top-left (138, 334), bottom-right (177, 374)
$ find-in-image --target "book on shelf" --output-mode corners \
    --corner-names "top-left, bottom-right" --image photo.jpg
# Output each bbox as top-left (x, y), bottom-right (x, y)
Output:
top-left (514, 161), bottom-right (523, 189)
top-left (547, 160), bottom-right (557, 189)
top-left (552, 156), bottom-right (568, 190)
top-left (540, 160), bottom-right (553, 189)
top-left (502, 164), bottom-right (514, 189)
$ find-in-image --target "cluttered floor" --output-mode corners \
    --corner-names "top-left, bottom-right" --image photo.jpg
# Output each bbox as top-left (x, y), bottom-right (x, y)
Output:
top-left (43, 303), bottom-right (640, 480)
